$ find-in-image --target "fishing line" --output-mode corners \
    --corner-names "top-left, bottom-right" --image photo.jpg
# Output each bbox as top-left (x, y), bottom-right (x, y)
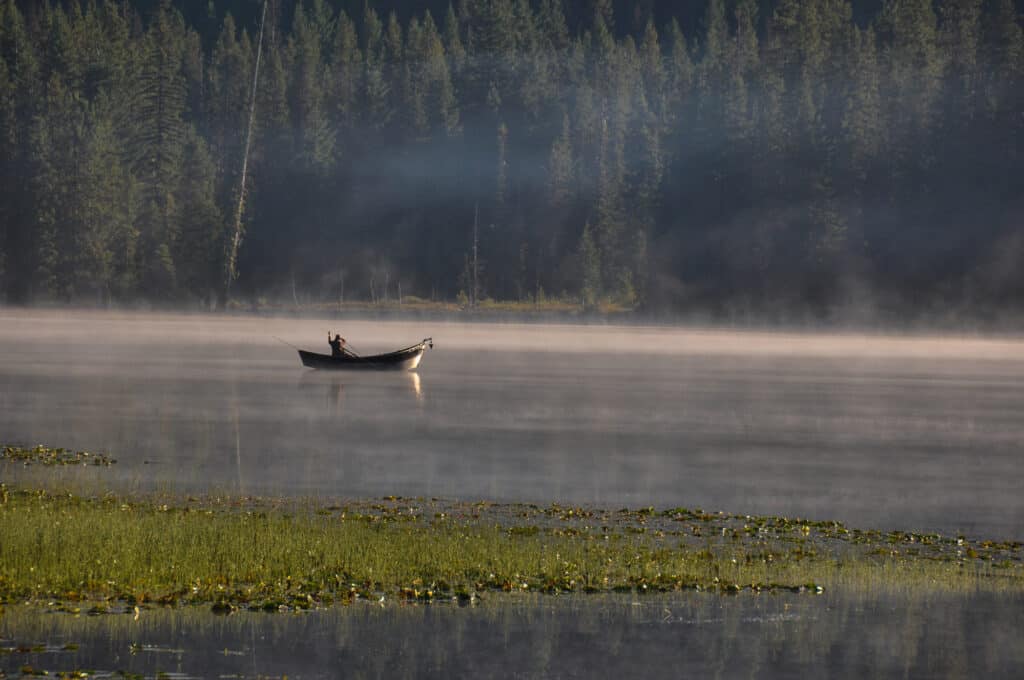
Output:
top-left (272, 336), bottom-right (299, 350)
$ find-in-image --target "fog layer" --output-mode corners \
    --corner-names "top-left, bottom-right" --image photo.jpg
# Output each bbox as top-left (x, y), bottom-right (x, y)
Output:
top-left (2, 310), bottom-right (1022, 539)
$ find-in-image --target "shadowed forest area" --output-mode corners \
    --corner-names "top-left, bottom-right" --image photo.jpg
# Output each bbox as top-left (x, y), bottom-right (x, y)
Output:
top-left (0, 0), bottom-right (1021, 320)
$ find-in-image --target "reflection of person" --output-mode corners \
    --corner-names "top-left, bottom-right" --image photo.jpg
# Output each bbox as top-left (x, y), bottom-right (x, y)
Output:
top-left (328, 332), bottom-right (346, 358)
top-left (329, 381), bottom-right (344, 414)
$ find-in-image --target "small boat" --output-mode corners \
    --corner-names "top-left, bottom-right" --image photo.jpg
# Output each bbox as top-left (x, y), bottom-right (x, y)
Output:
top-left (298, 338), bottom-right (433, 371)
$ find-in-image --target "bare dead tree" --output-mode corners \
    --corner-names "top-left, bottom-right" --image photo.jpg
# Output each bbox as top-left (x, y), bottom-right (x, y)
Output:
top-left (223, 0), bottom-right (268, 304)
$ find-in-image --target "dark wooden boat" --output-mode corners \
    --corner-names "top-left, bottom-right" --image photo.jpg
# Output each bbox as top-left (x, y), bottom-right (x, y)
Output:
top-left (298, 338), bottom-right (433, 371)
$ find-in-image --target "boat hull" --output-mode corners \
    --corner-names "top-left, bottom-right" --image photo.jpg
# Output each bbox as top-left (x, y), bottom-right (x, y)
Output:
top-left (298, 345), bottom-right (426, 371)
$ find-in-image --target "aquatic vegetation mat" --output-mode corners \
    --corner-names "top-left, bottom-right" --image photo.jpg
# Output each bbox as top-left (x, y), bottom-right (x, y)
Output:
top-left (0, 488), bottom-right (1021, 613)
top-left (1, 445), bottom-right (116, 467)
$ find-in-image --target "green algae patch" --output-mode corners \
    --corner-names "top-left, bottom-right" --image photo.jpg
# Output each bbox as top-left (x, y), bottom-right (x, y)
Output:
top-left (0, 488), bottom-right (1021, 612)
top-left (1, 445), bottom-right (116, 467)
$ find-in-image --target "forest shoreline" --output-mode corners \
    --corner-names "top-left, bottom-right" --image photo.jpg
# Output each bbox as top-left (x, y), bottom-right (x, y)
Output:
top-left (4, 300), bottom-right (1024, 336)
top-left (1, 1), bottom-right (1021, 313)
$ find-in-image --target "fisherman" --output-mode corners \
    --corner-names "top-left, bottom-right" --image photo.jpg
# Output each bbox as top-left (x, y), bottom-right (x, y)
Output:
top-left (328, 332), bottom-right (347, 358)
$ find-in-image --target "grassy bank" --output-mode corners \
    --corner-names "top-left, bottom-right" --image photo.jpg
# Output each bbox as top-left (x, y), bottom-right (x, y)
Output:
top-left (229, 296), bottom-right (636, 319)
top-left (1, 488), bottom-right (1021, 613)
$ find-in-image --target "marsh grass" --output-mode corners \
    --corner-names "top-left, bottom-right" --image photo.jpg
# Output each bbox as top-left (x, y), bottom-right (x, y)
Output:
top-left (0, 488), bottom-right (1020, 612)
top-left (1, 446), bottom-right (116, 467)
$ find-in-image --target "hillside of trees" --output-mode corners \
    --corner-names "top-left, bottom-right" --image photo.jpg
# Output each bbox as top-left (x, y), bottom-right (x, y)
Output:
top-left (0, 0), bottom-right (1022, 319)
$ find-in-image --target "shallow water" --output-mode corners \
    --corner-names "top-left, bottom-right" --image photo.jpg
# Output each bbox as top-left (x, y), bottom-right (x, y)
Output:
top-left (2, 310), bottom-right (1023, 539)
top-left (2, 591), bottom-right (1022, 679)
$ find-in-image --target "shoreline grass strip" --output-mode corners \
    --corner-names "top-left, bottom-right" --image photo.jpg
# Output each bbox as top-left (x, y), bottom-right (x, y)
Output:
top-left (0, 488), bottom-right (1020, 612)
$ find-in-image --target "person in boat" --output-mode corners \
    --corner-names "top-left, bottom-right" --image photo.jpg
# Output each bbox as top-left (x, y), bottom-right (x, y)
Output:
top-left (328, 332), bottom-right (347, 358)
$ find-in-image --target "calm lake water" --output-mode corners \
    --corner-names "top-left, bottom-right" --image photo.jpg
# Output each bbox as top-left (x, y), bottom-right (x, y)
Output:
top-left (2, 310), bottom-right (1024, 539)
top-left (3, 310), bottom-right (1024, 677)
top-left (2, 591), bottom-right (1022, 679)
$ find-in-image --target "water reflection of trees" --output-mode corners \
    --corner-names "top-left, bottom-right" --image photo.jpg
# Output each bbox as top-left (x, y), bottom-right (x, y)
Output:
top-left (2, 592), bottom-right (1020, 678)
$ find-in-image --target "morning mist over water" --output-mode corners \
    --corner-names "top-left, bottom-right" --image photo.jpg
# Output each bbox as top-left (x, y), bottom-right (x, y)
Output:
top-left (3, 309), bottom-right (1022, 540)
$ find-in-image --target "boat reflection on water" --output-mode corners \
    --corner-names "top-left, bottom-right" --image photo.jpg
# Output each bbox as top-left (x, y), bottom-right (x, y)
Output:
top-left (409, 371), bottom-right (422, 402)
top-left (298, 370), bottom-right (425, 416)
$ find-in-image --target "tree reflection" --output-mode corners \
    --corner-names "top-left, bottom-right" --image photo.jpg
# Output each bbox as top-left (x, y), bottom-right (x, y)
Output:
top-left (2, 592), bottom-right (1021, 678)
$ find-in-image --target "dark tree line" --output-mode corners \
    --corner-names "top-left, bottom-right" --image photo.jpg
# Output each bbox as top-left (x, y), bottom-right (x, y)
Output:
top-left (0, 0), bottom-right (1022, 318)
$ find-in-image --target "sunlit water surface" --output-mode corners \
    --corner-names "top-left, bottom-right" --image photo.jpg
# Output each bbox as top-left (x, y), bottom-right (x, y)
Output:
top-left (2, 592), bottom-right (1022, 679)
top-left (2, 310), bottom-right (1023, 539)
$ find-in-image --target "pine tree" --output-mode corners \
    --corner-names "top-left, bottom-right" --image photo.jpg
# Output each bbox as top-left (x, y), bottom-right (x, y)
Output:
top-left (878, 0), bottom-right (944, 176)
top-left (513, 0), bottom-right (538, 54)
top-left (516, 0), bottom-right (555, 126)
top-left (662, 18), bottom-right (692, 130)
top-left (403, 16), bottom-right (428, 137)
top-left (246, 36), bottom-right (290, 285)
top-left (548, 112), bottom-right (574, 210)
top-left (181, 27), bottom-right (204, 128)
top-left (537, 0), bottom-right (568, 51)
top-left (542, 110), bottom-right (575, 285)
top-left (464, 0), bottom-right (516, 116)
top-left (329, 9), bottom-right (360, 159)
top-left (422, 11), bottom-right (459, 136)
top-left (724, 0), bottom-right (757, 145)
top-left (362, 6), bottom-right (390, 132)
top-left (639, 21), bottom-right (664, 120)
top-left (594, 115), bottom-right (626, 297)
top-left (591, 8), bottom-right (615, 76)
top-left (443, 3), bottom-right (466, 75)
top-left (980, 0), bottom-right (1023, 209)
top-left (383, 11), bottom-right (403, 64)
top-left (701, 0), bottom-right (728, 75)
top-left (287, 2), bottom-right (334, 172)
top-left (982, 0), bottom-right (1023, 116)
top-left (496, 120), bottom-right (509, 206)
top-left (29, 74), bottom-right (71, 299)
top-left (940, 0), bottom-right (982, 126)
top-left (382, 11), bottom-right (405, 136)
top-left (577, 221), bottom-right (601, 308)
top-left (591, 0), bottom-right (614, 33)
top-left (305, 0), bottom-right (335, 56)
top-left (175, 131), bottom-right (223, 301)
top-left (208, 14), bottom-right (253, 212)
top-left (42, 4), bottom-right (79, 90)
top-left (695, 0), bottom-right (728, 215)
top-left (758, 27), bottom-right (787, 161)
top-left (132, 0), bottom-right (188, 297)
top-left (843, 27), bottom-right (883, 178)
top-left (734, 0), bottom-right (759, 73)
top-left (255, 39), bottom-right (289, 160)
top-left (0, 0), bottom-right (40, 302)
top-left (80, 93), bottom-right (138, 301)
top-left (92, 0), bottom-right (133, 104)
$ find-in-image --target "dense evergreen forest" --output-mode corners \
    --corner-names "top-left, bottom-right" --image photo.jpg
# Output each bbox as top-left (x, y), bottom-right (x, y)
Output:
top-left (0, 0), bottom-right (1022, 318)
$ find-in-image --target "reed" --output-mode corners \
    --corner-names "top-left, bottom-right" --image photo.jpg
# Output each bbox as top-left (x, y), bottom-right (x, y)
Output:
top-left (0, 488), bottom-right (1020, 611)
